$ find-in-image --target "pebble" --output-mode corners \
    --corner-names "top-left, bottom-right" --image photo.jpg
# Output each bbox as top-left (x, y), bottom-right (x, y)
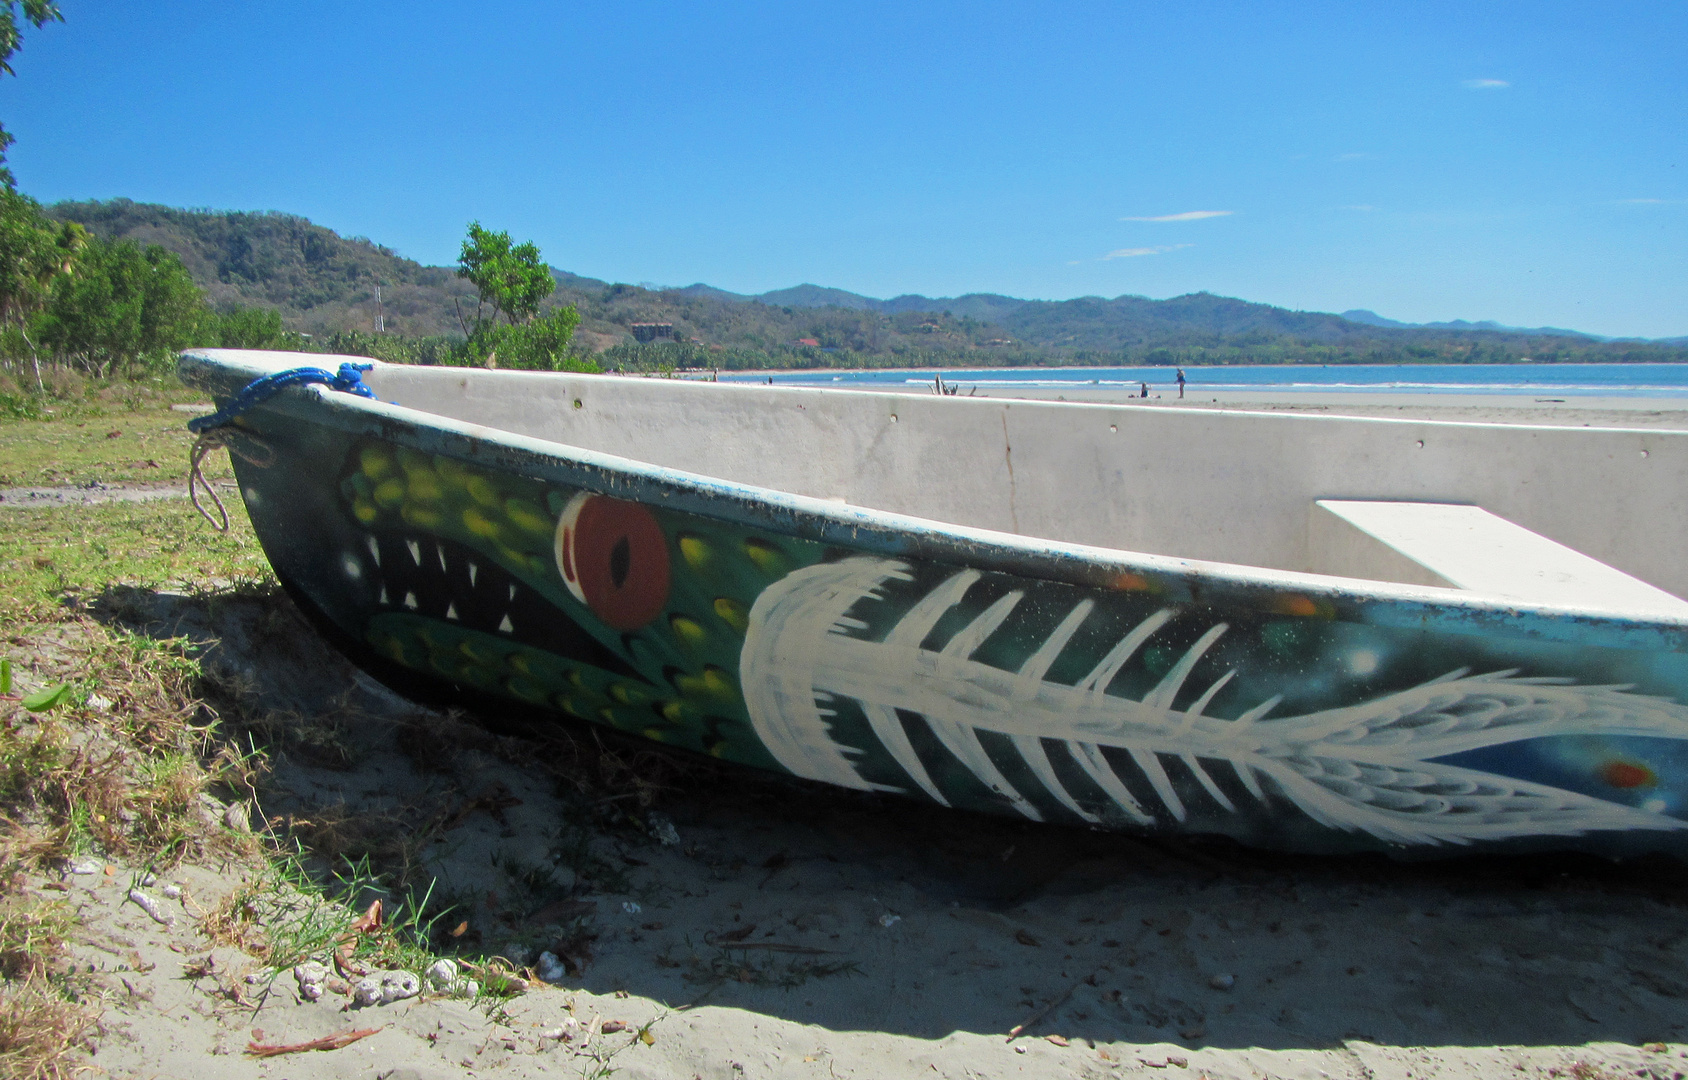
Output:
top-left (294, 961), bottom-right (330, 1001)
top-left (161, 883), bottom-right (182, 900)
top-left (648, 812), bottom-right (681, 846)
top-left (878, 913), bottom-right (902, 928)
top-left (535, 951), bottom-right (568, 983)
top-left (424, 959), bottom-right (459, 988)
top-left (352, 970), bottom-right (421, 1006)
top-left (379, 970), bottom-right (421, 1003)
top-left (1209, 973), bottom-right (1235, 991)
top-left (67, 858), bottom-right (100, 876)
top-left (127, 888), bottom-right (174, 927)
top-left (622, 900), bottom-right (642, 915)
top-left (421, 960), bottom-right (476, 999)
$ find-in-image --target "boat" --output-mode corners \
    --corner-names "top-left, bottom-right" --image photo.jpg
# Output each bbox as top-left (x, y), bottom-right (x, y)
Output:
top-left (178, 348), bottom-right (1688, 857)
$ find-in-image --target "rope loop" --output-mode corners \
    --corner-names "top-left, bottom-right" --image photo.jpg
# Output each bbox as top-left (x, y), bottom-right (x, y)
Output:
top-left (187, 362), bottom-right (375, 434)
top-left (189, 431), bottom-right (232, 533)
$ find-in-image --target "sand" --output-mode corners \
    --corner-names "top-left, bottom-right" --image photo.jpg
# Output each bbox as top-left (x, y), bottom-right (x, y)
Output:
top-left (823, 380), bottom-right (1688, 430)
top-left (29, 387), bottom-right (1688, 1079)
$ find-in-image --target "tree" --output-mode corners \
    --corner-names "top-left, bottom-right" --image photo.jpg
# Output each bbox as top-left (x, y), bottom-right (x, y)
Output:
top-left (0, 186), bottom-right (81, 388)
top-left (196, 305), bottom-right (296, 349)
top-left (469, 306), bottom-right (585, 371)
top-left (0, 1), bottom-right (62, 189)
top-left (455, 222), bottom-right (554, 335)
top-left (33, 235), bottom-right (205, 377)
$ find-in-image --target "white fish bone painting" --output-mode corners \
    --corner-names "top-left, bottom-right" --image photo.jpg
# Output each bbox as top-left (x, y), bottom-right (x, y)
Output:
top-left (740, 558), bottom-right (1688, 846)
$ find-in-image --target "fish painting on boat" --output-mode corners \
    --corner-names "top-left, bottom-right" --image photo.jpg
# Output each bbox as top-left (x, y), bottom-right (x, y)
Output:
top-left (179, 348), bottom-right (1688, 858)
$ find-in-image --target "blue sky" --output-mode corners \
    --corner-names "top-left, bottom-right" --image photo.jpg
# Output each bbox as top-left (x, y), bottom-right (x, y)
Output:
top-left (6, 1), bottom-right (1685, 337)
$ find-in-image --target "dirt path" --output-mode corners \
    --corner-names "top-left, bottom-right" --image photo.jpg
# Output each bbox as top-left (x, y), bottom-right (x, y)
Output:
top-left (0, 479), bottom-right (235, 507)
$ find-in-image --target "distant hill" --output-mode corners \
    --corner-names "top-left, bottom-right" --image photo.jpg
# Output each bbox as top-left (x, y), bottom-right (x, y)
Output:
top-left (48, 198), bottom-right (480, 338)
top-left (1341, 309), bottom-right (1604, 341)
top-left (47, 199), bottom-right (1688, 367)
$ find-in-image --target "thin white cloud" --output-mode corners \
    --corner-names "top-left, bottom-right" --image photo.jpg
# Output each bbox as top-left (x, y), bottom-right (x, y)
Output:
top-left (1463, 78), bottom-right (1510, 89)
top-left (1343, 204), bottom-right (1378, 211)
top-left (1334, 152), bottom-right (1373, 162)
top-left (1621, 198), bottom-right (1669, 204)
top-left (1120, 210), bottom-right (1232, 222)
top-left (1101, 244), bottom-right (1192, 260)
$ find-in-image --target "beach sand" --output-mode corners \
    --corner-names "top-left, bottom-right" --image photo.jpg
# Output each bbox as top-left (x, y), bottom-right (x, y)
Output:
top-left (827, 379), bottom-right (1688, 429)
top-left (53, 538), bottom-right (1688, 1080)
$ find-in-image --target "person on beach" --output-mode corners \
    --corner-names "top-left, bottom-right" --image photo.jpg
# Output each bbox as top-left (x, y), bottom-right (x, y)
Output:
top-left (1176, 368), bottom-right (1186, 398)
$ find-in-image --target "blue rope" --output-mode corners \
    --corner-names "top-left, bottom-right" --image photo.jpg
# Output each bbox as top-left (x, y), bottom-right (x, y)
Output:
top-left (187, 362), bottom-right (376, 433)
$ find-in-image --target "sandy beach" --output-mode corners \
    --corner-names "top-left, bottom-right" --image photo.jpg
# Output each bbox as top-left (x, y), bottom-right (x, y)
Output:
top-left (800, 379), bottom-right (1688, 429)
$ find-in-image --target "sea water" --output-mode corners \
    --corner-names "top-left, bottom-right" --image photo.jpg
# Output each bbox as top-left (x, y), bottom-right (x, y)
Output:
top-left (717, 363), bottom-right (1688, 398)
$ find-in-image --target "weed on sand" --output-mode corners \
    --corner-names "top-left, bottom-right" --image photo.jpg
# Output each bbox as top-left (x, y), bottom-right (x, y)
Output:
top-left (0, 457), bottom-right (276, 1075)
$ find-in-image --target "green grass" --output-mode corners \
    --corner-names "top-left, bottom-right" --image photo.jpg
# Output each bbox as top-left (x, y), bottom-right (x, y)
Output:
top-left (0, 499), bottom-right (271, 622)
top-left (0, 376), bottom-right (227, 489)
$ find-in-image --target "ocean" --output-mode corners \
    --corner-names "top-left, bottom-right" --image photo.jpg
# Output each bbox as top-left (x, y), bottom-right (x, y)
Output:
top-left (715, 363), bottom-right (1688, 398)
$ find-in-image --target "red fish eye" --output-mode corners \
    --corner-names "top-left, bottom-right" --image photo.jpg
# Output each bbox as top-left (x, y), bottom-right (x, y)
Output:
top-left (1598, 760), bottom-right (1656, 790)
top-left (555, 493), bottom-right (671, 631)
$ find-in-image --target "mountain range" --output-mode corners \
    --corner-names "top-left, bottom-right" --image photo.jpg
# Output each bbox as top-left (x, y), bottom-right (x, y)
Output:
top-left (46, 198), bottom-right (1688, 365)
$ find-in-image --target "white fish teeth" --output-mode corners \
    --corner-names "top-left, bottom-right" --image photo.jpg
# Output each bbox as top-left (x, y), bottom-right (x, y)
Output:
top-left (403, 592), bottom-right (418, 610)
top-left (498, 614), bottom-right (514, 633)
top-left (406, 540), bottom-right (421, 566)
top-left (445, 603), bottom-right (459, 620)
top-left (366, 535), bottom-right (381, 565)
top-left (468, 562), bottom-right (478, 586)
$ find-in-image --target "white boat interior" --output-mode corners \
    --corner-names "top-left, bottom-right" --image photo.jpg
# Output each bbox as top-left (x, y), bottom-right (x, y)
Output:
top-left (294, 358), bottom-right (1688, 619)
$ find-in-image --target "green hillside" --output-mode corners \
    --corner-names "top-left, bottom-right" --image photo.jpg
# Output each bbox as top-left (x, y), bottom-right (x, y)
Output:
top-left (49, 199), bottom-right (1688, 368)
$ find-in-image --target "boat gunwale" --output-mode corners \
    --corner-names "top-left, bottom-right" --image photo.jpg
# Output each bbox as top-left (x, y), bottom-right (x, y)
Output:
top-left (178, 348), bottom-right (1688, 652)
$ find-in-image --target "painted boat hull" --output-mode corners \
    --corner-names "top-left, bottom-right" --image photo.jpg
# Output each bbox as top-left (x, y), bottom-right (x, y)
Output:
top-left (180, 350), bottom-right (1688, 858)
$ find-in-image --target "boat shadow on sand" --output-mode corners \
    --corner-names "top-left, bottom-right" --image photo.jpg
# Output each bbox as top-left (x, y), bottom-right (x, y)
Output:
top-left (89, 582), bottom-right (1688, 1054)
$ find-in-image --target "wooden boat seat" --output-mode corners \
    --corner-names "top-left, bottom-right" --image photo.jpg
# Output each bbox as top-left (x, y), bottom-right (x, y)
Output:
top-left (1310, 499), bottom-right (1688, 617)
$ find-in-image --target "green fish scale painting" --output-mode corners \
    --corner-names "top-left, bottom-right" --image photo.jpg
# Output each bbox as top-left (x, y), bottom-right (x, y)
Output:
top-left (189, 351), bottom-right (1688, 861)
top-left (339, 439), bottom-right (807, 766)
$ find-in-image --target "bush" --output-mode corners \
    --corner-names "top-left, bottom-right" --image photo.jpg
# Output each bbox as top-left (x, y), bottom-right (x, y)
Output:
top-left (465, 307), bottom-right (590, 371)
top-left (195, 306), bottom-right (299, 350)
top-left (31, 236), bottom-right (203, 378)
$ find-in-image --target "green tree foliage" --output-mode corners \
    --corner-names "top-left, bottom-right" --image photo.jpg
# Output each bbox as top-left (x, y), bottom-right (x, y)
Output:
top-left (472, 307), bottom-right (590, 371)
top-left (197, 305), bottom-right (298, 350)
top-left (456, 222), bottom-right (554, 333)
top-left (32, 235), bottom-right (206, 377)
top-left (0, 1), bottom-right (61, 189)
top-left (0, 187), bottom-right (82, 387)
